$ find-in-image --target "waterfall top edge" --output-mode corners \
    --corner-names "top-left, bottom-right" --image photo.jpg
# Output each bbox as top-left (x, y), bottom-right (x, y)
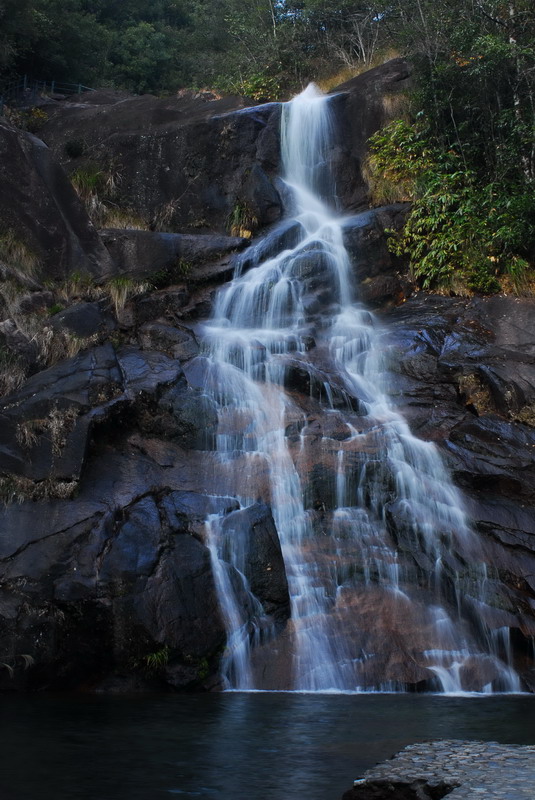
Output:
top-left (289, 82), bottom-right (327, 102)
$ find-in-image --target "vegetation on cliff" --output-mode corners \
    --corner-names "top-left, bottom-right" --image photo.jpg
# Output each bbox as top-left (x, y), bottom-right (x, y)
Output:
top-left (367, 1), bottom-right (535, 293)
top-left (0, 0), bottom-right (534, 292)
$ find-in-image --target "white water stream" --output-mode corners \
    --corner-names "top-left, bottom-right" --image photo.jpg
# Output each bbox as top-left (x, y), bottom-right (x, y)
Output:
top-left (200, 85), bottom-right (521, 693)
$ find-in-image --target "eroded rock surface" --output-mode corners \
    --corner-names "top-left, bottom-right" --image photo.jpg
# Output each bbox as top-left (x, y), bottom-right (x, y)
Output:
top-left (343, 740), bottom-right (535, 799)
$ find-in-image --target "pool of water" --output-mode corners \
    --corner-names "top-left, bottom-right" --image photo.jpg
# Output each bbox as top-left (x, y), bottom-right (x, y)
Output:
top-left (1, 692), bottom-right (535, 800)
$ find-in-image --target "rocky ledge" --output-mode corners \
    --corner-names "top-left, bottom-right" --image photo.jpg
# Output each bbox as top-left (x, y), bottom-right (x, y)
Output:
top-left (343, 740), bottom-right (535, 799)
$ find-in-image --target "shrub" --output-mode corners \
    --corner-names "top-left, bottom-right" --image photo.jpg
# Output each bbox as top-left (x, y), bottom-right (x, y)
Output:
top-left (369, 119), bottom-right (535, 293)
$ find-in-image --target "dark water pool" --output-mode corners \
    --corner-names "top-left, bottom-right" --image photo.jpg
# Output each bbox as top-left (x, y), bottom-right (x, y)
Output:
top-left (1, 692), bottom-right (535, 800)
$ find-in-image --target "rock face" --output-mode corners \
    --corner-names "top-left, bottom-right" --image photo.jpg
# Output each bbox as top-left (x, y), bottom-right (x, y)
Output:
top-left (40, 91), bottom-right (284, 234)
top-left (329, 58), bottom-right (413, 212)
top-left (38, 61), bottom-right (411, 234)
top-left (0, 117), bottom-right (114, 280)
top-left (0, 341), bottom-right (290, 691)
top-left (99, 229), bottom-right (249, 280)
top-left (381, 292), bottom-right (535, 674)
top-left (1, 59), bottom-right (535, 692)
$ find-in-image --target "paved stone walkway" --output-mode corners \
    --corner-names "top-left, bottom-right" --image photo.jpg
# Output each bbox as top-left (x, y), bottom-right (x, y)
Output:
top-left (343, 740), bottom-right (535, 799)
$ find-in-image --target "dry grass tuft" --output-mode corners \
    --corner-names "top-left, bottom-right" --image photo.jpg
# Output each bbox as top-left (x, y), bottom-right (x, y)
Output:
top-left (100, 207), bottom-right (149, 230)
top-left (0, 474), bottom-right (78, 505)
top-left (105, 276), bottom-right (150, 315)
top-left (317, 48), bottom-right (402, 93)
top-left (0, 230), bottom-right (40, 283)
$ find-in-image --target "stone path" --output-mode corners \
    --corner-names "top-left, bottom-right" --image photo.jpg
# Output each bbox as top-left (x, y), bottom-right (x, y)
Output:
top-left (343, 740), bottom-right (535, 799)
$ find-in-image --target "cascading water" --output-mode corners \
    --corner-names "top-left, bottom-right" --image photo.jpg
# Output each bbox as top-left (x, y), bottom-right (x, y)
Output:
top-left (199, 85), bottom-right (521, 693)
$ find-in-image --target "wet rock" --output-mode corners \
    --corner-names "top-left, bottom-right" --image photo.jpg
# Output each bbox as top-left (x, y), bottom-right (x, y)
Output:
top-left (359, 273), bottom-right (405, 308)
top-left (342, 204), bottom-right (410, 282)
top-left (155, 381), bottom-right (219, 449)
top-left (220, 503), bottom-right (290, 620)
top-left (446, 414), bottom-right (535, 502)
top-left (235, 219), bottom-right (304, 274)
top-left (382, 291), bottom-right (535, 669)
top-left (0, 487), bottom-right (236, 691)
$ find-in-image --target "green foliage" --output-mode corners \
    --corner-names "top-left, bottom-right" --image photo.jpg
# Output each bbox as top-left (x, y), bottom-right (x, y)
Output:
top-left (19, 107), bottom-right (49, 132)
top-left (236, 72), bottom-right (282, 103)
top-left (57, 269), bottom-right (99, 303)
top-left (367, 0), bottom-right (535, 295)
top-left (69, 164), bottom-right (128, 228)
top-left (196, 657), bottom-right (209, 681)
top-left (144, 646), bottom-right (170, 672)
top-left (109, 21), bottom-right (174, 93)
top-left (227, 202), bottom-right (258, 239)
top-left (370, 119), bottom-right (535, 292)
top-left (70, 164), bottom-right (105, 197)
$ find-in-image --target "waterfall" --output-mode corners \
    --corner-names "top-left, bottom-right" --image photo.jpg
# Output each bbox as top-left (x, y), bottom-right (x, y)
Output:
top-left (199, 85), bottom-right (521, 693)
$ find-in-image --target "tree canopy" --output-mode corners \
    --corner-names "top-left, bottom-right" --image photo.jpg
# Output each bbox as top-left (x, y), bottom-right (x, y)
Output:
top-left (1, 0), bottom-right (534, 291)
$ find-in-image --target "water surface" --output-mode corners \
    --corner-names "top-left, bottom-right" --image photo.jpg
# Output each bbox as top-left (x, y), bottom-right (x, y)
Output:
top-left (2, 693), bottom-right (534, 800)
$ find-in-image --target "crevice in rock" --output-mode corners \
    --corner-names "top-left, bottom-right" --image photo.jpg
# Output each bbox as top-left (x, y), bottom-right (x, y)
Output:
top-left (0, 510), bottom-right (106, 562)
top-left (343, 779), bottom-right (457, 799)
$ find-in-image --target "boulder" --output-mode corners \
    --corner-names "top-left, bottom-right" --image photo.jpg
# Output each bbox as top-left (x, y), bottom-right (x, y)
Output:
top-left (0, 117), bottom-right (114, 280)
top-left (99, 228), bottom-right (248, 281)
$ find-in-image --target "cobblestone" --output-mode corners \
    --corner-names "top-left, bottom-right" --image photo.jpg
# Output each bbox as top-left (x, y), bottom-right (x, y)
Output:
top-left (344, 740), bottom-right (535, 799)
